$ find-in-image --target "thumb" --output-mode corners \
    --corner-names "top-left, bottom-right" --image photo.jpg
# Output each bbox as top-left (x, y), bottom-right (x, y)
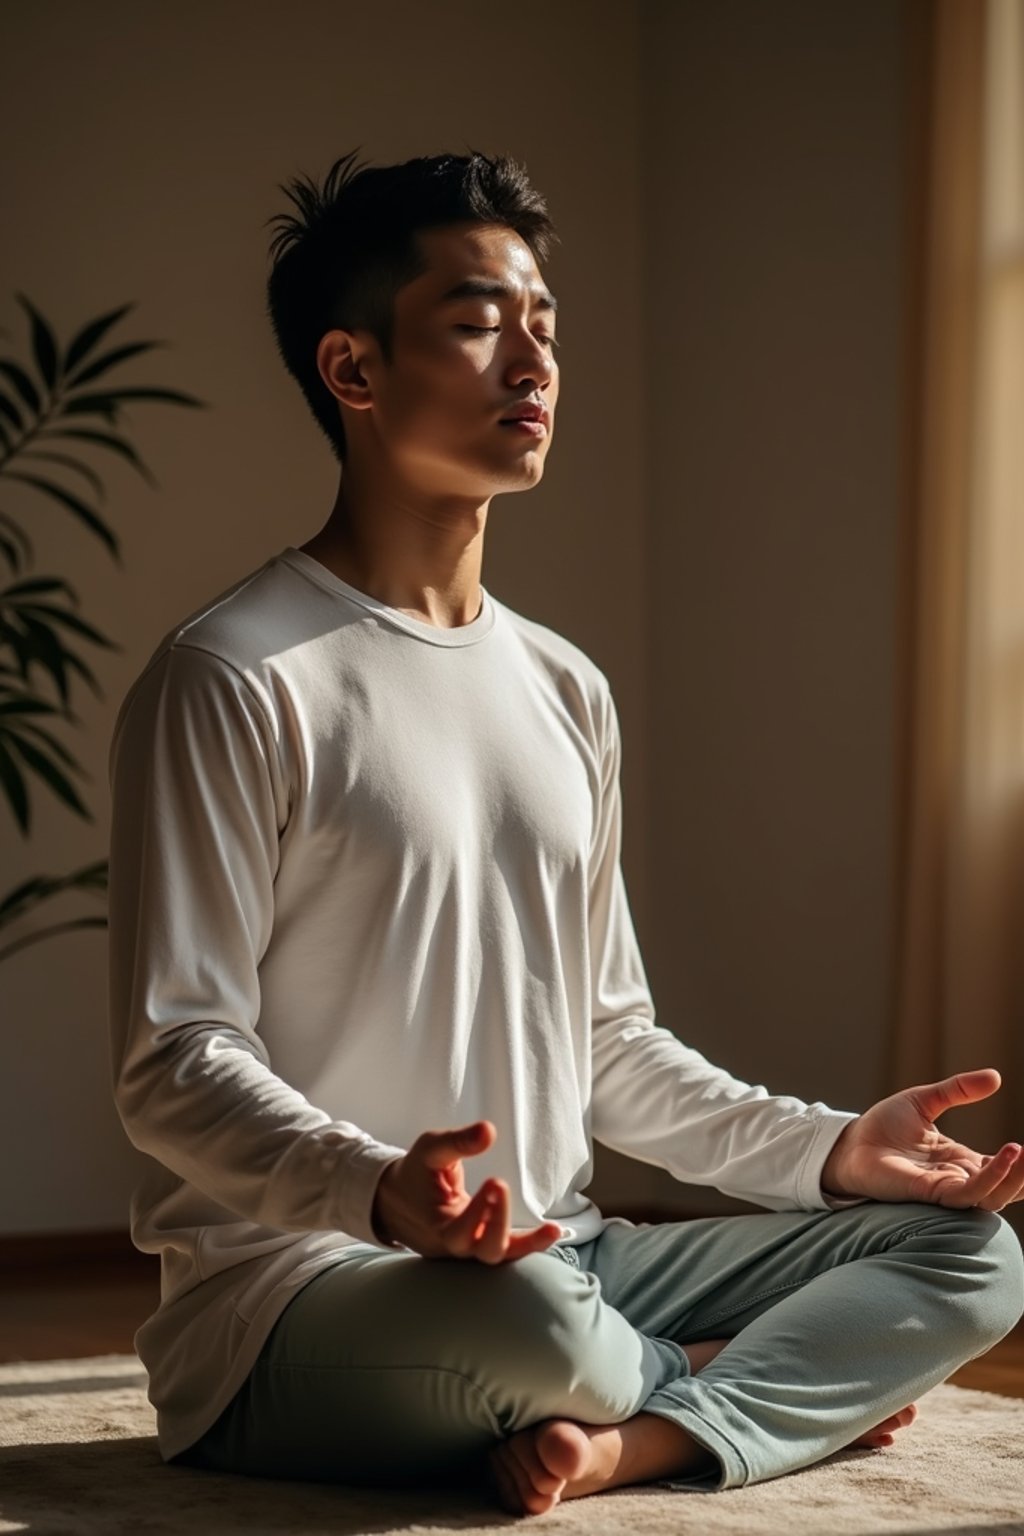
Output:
top-left (418, 1120), bottom-right (495, 1170)
top-left (911, 1068), bottom-right (1002, 1123)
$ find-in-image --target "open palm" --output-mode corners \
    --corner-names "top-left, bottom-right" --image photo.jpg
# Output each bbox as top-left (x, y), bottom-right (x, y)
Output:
top-left (825, 1069), bottom-right (1024, 1210)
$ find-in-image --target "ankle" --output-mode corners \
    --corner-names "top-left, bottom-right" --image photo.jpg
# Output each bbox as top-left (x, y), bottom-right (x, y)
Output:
top-left (622, 1411), bottom-right (716, 1483)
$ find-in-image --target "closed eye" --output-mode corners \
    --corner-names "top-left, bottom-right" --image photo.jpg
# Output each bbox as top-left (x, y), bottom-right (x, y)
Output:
top-left (456, 325), bottom-right (560, 349)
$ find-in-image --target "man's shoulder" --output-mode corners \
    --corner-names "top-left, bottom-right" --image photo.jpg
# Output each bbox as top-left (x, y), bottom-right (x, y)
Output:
top-left (495, 596), bottom-right (611, 703)
top-left (156, 549), bottom-right (301, 668)
top-left (491, 592), bottom-right (614, 724)
top-left (112, 548), bottom-right (308, 737)
top-left (129, 546), bottom-right (326, 688)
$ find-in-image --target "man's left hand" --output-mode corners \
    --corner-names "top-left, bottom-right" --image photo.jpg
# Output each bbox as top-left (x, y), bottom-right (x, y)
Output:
top-left (821, 1068), bottom-right (1024, 1211)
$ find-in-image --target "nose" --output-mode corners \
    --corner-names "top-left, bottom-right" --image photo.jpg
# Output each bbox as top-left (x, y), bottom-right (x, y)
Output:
top-left (505, 329), bottom-right (556, 391)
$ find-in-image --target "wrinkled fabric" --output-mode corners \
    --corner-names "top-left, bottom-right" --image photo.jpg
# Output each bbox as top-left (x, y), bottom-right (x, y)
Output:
top-left (107, 545), bottom-right (864, 1461)
top-left (173, 1204), bottom-right (1024, 1491)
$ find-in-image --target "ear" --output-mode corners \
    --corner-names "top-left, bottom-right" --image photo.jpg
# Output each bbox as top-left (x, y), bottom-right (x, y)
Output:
top-left (316, 328), bottom-right (376, 412)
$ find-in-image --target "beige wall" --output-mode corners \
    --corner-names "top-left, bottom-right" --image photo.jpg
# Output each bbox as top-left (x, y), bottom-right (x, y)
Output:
top-left (612, 0), bottom-right (913, 1218)
top-left (0, 0), bottom-right (913, 1233)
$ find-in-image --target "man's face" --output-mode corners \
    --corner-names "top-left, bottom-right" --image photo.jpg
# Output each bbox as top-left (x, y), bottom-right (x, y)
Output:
top-left (345, 221), bottom-right (560, 497)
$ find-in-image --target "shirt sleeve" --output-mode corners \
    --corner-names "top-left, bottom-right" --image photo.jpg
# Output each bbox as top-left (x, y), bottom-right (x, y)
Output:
top-left (586, 685), bottom-right (869, 1213)
top-left (107, 642), bottom-right (409, 1249)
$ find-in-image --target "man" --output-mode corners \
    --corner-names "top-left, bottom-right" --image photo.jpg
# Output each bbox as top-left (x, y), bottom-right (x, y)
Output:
top-left (108, 149), bottom-right (1024, 1517)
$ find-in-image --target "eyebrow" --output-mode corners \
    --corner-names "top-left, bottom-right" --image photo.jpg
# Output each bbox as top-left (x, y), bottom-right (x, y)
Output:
top-left (438, 278), bottom-right (558, 313)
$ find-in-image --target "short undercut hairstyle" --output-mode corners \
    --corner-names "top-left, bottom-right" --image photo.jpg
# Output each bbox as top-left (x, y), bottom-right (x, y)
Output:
top-left (265, 147), bottom-right (559, 465)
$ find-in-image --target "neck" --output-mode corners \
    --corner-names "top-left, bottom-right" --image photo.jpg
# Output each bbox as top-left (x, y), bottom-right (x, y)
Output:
top-left (301, 465), bottom-right (488, 630)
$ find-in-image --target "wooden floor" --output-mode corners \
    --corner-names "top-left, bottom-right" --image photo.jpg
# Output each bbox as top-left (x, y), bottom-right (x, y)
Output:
top-left (1, 1254), bottom-right (1022, 1399)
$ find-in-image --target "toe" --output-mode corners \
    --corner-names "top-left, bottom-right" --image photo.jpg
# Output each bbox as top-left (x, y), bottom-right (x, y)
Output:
top-left (508, 1430), bottom-right (566, 1495)
top-left (533, 1421), bottom-right (591, 1483)
top-left (496, 1431), bottom-right (565, 1516)
top-left (487, 1448), bottom-right (524, 1514)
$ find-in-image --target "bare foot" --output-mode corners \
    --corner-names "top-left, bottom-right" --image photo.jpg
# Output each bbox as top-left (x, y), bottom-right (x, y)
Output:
top-left (486, 1414), bottom-right (712, 1516)
top-left (851, 1399), bottom-right (919, 1449)
top-left (484, 1338), bottom-right (920, 1515)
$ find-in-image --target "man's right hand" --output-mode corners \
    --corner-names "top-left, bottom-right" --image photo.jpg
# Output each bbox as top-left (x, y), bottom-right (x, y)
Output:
top-left (370, 1119), bottom-right (563, 1263)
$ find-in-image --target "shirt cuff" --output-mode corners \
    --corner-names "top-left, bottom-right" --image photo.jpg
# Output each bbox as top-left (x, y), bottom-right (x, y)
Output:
top-left (796, 1108), bottom-right (870, 1210)
top-left (324, 1138), bottom-right (411, 1250)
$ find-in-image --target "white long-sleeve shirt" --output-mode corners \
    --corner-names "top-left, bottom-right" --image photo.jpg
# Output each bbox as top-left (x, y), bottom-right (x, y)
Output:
top-left (107, 545), bottom-right (865, 1461)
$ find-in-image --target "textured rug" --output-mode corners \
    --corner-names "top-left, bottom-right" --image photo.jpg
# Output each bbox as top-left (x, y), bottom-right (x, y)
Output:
top-left (0, 1354), bottom-right (1023, 1535)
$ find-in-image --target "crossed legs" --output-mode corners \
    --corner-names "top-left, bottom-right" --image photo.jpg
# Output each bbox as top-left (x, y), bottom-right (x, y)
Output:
top-left (172, 1202), bottom-right (1023, 1510)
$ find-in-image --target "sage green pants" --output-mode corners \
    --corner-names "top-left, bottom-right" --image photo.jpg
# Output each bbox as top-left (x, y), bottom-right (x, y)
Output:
top-left (171, 1200), bottom-right (1023, 1493)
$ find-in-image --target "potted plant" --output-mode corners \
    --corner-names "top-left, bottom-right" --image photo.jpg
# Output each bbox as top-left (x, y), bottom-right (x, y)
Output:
top-left (0, 293), bottom-right (205, 964)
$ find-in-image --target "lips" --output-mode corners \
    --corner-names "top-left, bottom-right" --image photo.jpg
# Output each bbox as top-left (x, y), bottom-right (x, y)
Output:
top-left (499, 418), bottom-right (547, 436)
top-left (499, 404), bottom-right (549, 426)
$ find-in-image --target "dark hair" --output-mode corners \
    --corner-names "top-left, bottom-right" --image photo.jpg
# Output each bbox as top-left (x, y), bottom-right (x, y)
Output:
top-left (265, 147), bottom-right (559, 465)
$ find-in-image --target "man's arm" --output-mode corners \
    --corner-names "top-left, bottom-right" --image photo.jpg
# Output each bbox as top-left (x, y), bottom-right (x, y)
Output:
top-left (107, 643), bottom-right (407, 1246)
top-left (586, 685), bottom-right (869, 1213)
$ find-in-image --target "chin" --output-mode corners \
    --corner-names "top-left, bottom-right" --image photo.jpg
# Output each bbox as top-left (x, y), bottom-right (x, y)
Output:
top-left (489, 456), bottom-right (548, 492)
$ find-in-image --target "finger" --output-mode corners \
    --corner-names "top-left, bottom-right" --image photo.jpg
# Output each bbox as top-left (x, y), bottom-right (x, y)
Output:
top-left (974, 1146), bottom-right (1024, 1211)
top-left (503, 1222), bottom-right (564, 1263)
top-left (420, 1121), bottom-right (495, 1171)
top-left (445, 1182), bottom-right (499, 1255)
top-left (472, 1181), bottom-right (511, 1265)
top-left (942, 1144), bottom-right (1021, 1207)
top-left (968, 1143), bottom-right (1022, 1203)
top-left (911, 1069), bottom-right (1002, 1126)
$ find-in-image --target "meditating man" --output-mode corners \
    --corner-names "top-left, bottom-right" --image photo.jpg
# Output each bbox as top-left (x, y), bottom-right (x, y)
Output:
top-left (107, 148), bottom-right (1024, 1516)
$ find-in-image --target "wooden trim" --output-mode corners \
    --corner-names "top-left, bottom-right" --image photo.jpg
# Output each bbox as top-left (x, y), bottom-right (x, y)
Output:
top-left (0, 1230), bottom-right (156, 1272)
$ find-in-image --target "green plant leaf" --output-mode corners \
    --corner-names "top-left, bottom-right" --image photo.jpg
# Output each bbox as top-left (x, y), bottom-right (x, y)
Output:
top-left (16, 717), bottom-right (85, 770)
top-left (0, 857), bottom-right (108, 926)
top-left (0, 472), bottom-right (120, 562)
top-left (3, 576), bottom-right (78, 599)
top-left (0, 916), bottom-right (108, 963)
top-left (0, 390), bottom-right (22, 433)
top-left (6, 618), bottom-right (76, 709)
top-left (65, 385), bottom-right (205, 410)
top-left (0, 587), bottom-right (112, 704)
top-left (0, 678), bottom-right (76, 724)
top-left (59, 396), bottom-right (120, 423)
top-left (63, 303), bottom-right (136, 376)
top-left (0, 697), bottom-right (65, 717)
top-left (15, 601), bottom-right (116, 649)
top-left (65, 340), bottom-right (166, 390)
top-left (0, 297), bottom-right (206, 951)
top-left (0, 511), bottom-right (31, 574)
top-left (0, 738), bottom-right (28, 832)
top-left (0, 359), bottom-right (41, 416)
top-left (32, 427), bottom-right (158, 488)
top-left (5, 731), bottom-right (92, 821)
top-left (15, 450), bottom-right (105, 501)
top-left (0, 634), bottom-right (55, 692)
top-left (51, 647), bottom-right (103, 700)
top-left (14, 294), bottom-right (58, 394)
top-left (0, 873), bottom-right (56, 923)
